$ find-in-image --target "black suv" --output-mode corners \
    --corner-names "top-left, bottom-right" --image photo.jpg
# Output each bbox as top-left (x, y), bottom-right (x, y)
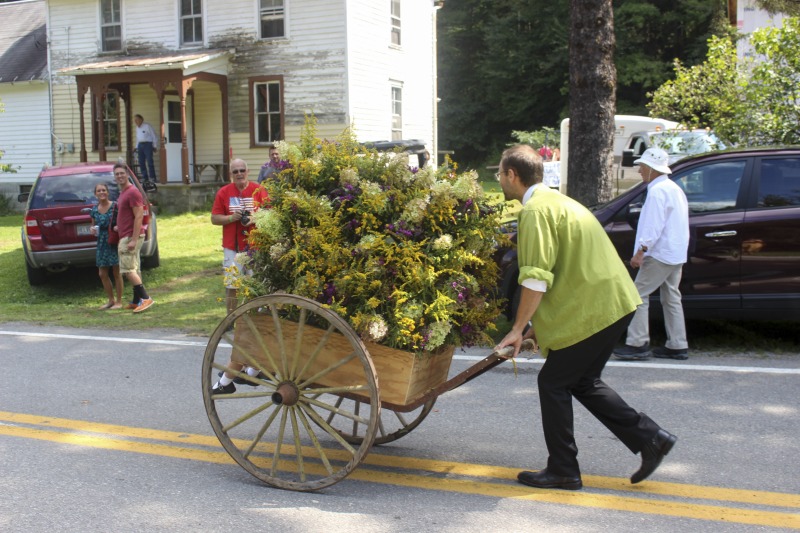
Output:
top-left (498, 147), bottom-right (800, 321)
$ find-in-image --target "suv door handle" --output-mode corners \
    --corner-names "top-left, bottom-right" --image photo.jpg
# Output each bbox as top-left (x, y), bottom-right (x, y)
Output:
top-left (81, 207), bottom-right (92, 213)
top-left (705, 230), bottom-right (737, 238)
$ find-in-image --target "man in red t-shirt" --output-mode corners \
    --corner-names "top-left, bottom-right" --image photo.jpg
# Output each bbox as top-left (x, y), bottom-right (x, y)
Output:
top-left (210, 159), bottom-right (265, 395)
top-left (211, 159), bottom-right (260, 313)
top-left (114, 163), bottom-right (154, 313)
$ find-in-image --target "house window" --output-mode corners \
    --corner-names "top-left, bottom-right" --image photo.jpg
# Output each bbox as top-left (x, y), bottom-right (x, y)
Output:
top-left (92, 91), bottom-right (120, 151)
top-left (391, 0), bottom-right (401, 46)
top-left (100, 0), bottom-right (122, 52)
top-left (250, 77), bottom-right (284, 146)
top-left (180, 0), bottom-right (203, 46)
top-left (391, 84), bottom-right (402, 141)
top-left (260, 0), bottom-right (285, 39)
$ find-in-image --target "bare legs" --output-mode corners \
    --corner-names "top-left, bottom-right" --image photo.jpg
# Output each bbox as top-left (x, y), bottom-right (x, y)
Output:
top-left (98, 266), bottom-right (124, 309)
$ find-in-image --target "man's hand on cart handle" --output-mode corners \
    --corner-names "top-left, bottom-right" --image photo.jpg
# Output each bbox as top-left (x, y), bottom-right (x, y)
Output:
top-left (493, 333), bottom-right (538, 360)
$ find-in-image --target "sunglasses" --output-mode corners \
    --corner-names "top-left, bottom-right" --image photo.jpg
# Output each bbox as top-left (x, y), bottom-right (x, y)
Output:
top-left (231, 169), bottom-right (247, 175)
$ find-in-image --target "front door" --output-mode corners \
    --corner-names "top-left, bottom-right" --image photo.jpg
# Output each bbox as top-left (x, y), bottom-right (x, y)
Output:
top-left (164, 95), bottom-right (194, 182)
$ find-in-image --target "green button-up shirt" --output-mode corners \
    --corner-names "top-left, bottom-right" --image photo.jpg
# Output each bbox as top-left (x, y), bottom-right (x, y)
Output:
top-left (517, 186), bottom-right (641, 355)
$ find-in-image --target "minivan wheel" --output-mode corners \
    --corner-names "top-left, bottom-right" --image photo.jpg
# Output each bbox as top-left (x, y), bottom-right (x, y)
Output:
top-left (26, 262), bottom-right (47, 286)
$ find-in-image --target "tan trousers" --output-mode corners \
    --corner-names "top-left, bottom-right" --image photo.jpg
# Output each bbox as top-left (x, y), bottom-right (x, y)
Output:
top-left (626, 257), bottom-right (688, 350)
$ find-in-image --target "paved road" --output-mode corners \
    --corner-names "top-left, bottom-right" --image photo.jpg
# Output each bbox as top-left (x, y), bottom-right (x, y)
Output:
top-left (1, 324), bottom-right (798, 532)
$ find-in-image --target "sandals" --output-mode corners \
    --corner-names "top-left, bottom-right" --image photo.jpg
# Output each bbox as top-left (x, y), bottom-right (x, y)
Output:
top-left (98, 302), bottom-right (114, 310)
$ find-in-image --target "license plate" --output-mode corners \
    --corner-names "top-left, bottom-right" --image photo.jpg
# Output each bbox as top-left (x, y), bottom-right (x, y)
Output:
top-left (77, 224), bottom-right (93, 236)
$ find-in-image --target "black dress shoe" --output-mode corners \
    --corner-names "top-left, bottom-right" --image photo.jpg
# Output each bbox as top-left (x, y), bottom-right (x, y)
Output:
top-left (517, 469), bottom-right (582, 490)
top-left (652, 346), bottom-right (688, 360)
top-left (631, 429), bottom-right (678, 484)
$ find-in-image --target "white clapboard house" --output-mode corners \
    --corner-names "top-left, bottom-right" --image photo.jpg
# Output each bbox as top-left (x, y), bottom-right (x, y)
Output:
top-left (0, 0), bottom-right (51, 201)
top-left (45, 0), bottom-right (440, 184)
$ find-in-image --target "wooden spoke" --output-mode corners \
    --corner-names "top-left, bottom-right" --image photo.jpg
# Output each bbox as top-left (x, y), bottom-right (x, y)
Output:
top-left (243, 404), bottom-right (282, 458)
top-left (221, 399), bottom-right (275, 434)
top-left (271, 407), bottom-right (289, 477)
top-left (296, 351), bottom-right (357, 389)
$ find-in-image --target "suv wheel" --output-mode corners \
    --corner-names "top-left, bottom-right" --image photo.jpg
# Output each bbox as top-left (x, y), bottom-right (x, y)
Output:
top-left (26, 261), bottom-right (47, 286)
top-left (141, 244), bottom-right (160, 269)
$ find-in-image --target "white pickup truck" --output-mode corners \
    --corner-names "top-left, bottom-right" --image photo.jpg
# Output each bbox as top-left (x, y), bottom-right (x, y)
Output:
top-left (557, 115), bottom-right (679, 192)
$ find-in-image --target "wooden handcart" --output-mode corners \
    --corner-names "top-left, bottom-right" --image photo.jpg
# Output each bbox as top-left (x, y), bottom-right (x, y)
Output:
top-left (202, 293), bottom-right (534, 491)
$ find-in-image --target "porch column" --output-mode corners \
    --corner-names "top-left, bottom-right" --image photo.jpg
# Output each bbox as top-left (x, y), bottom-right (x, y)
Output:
top-left (180, 78), bottom-right (193, 184)
top-left (150, 81), bottom-right (168, 184)
top-left (77, 84), bottom-right (88, 163)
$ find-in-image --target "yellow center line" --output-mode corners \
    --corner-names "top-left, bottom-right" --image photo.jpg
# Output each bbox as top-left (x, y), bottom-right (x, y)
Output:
top-left (1, 410), bottom-right (798, 529)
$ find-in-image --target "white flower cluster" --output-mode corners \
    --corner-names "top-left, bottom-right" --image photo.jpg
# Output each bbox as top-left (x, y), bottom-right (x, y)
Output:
top-left (432, 234), bottom-right (453, 252)
top-left (273, 140), bottom-right (301, 161)
top-left (366, 317), bottom-right (389, 342)
top-left (401, 195), bottom-right (431, 224)
top-left (425, 321), bottom-right (452, 351)
top-left (268, 242), bottom-right (288, 261)
top-left (340, 167), bottom-right (359, 186)
top-left (453, 170), bottom-right (484, 201)
top-left (253, 209), bottom-right (286, 241)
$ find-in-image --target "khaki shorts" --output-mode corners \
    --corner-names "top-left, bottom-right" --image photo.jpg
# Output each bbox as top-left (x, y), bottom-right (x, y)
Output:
top-left (118, 235), bottom-right (144, 274)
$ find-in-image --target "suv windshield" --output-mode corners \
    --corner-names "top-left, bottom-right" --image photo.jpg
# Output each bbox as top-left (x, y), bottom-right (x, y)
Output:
top-left (30, 172), bottom-right (120, 209)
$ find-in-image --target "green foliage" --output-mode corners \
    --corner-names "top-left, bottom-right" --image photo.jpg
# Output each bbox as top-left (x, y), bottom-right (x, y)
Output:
top-left (510, 126), bottom-right (560, 150)
top-left (755, 0), bottom-right (800, 16)
top-left (239, 123), bottom-right (510, 353)
top-left (437, 0), bottom-right (726, 169)
top-left (647, 35), bottom-right (741, 131)
top-left (649, 17), bottom-right (800, 146)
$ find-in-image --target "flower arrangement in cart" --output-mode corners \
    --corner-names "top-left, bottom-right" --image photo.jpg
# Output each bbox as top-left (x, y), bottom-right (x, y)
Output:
top-left (235, 121), bottom-right (510, 354)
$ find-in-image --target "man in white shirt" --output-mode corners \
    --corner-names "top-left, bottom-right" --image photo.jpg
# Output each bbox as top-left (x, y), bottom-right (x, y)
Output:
top-left (614, 148), bottom-right (690, 361)
top-left (134, 114), bottom-right (159, 186)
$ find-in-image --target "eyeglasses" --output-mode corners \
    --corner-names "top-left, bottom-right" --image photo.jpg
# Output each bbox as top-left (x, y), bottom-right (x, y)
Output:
top-left (495, 170), bottom-right (505, 182)
top-left (231, 169), bottom-right (247, 175)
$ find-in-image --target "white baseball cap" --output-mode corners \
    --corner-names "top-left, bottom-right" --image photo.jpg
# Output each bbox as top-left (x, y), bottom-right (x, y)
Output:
top-left (634, 147), bottom-right (672, 175)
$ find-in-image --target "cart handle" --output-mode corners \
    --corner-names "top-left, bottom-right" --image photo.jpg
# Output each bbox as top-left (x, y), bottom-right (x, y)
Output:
top-left (386, 338), bottom-right (538, 412)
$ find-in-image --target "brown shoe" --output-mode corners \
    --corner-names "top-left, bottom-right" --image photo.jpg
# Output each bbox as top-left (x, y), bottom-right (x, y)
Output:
top-left (124, 303), bottom-right (138, 310)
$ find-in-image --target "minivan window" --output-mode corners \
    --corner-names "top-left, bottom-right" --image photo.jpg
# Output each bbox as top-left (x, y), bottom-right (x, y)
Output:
top-left (758, 158), bottom-right (800, 207)
top-left (674, 161), bottom-right (746, 213)
top-left (30, 172), bottom-right (120, 209)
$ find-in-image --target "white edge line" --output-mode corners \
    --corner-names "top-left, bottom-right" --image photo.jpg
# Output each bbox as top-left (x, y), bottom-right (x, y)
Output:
top-left (1, 330), bottom-right (798, 375)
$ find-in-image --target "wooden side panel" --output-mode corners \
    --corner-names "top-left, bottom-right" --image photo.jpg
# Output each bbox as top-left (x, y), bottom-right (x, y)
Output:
top-left (230, 312), bottom-right (453, 406)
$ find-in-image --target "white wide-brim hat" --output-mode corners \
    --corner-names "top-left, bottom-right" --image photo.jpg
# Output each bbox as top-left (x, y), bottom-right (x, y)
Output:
top-left (634, 147), bottom-right (672, 175)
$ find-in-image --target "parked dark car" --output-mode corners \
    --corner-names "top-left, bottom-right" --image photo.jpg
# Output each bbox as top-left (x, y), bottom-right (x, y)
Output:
top-left (19, 162), bottom-right (159, 285)
top-left (363, 139), bottom-right (429, 168)
top-left (498, 147), bottom-right (800, 321)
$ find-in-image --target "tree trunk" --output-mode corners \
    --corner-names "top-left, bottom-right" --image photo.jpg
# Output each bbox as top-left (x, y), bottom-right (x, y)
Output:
top-left (567, 0), bottom-right (616, 205)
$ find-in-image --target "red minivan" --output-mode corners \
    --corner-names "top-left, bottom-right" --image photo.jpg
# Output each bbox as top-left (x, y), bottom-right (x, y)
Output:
top-left (19, 162), bottom-right (159, 285)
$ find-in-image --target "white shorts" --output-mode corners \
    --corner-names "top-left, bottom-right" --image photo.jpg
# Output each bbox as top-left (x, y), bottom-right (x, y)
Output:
top-left (223, 248), bottom-right (252, 289)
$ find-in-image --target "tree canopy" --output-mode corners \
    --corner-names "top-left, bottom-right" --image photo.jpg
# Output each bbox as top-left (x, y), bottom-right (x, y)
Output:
top-left (649, 17), bottom-right (800, 146)
top-left (437, 0), bottom-right (726, 168)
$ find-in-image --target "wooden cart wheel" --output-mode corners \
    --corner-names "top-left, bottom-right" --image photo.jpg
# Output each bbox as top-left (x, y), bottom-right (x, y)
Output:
top-left (202, 293), bottom-right (380, 491)
top-left (320, 397), bottom-right (437, 445)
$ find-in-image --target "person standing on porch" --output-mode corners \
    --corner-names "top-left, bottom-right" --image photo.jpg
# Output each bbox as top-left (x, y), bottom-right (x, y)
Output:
top-left (134, 114), bottom-right (159, 186)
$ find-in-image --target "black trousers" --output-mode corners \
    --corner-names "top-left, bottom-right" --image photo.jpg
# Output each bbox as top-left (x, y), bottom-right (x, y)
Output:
top-left (537, 312), bottom-right (661, 477)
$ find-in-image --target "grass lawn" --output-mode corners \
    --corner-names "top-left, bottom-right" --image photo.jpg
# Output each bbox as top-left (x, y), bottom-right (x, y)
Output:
top-left (0, 212), bottom-right (228, 336)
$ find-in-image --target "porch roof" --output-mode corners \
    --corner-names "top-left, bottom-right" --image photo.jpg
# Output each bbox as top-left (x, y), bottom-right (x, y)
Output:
top-left (57, 49), bottom-right (234, 77)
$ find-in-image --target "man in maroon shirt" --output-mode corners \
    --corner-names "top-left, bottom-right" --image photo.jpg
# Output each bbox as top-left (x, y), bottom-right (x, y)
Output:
top-left (114, 163), bottom-right (154, 313)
